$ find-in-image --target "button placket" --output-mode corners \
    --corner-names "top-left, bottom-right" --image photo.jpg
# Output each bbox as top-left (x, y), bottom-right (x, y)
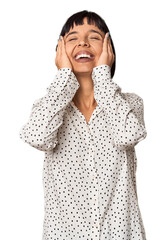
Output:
top-left (90, 172), bottom-right (100, 239)
top-left (91, 220), bottom-right (100, 240)
top-left (87, 126), bottom-right (100, 239)
top-left (91, 173), bottom-right (95, 179)
top-left (90, 149), bottom-right (94, 157)
top-left (92, 212), bottom-right (100, 239)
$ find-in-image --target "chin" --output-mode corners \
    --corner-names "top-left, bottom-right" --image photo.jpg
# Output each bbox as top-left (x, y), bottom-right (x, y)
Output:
top-left (73, 63), bottom-right (96, 73)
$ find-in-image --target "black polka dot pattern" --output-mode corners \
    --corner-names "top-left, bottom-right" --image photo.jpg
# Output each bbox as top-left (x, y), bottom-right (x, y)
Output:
top-left (92, 65), bottom-right (147, 150)
top-left (19, 68), bottom-right (80, 151)
top-left (19, 65), bottom-right (147, 239)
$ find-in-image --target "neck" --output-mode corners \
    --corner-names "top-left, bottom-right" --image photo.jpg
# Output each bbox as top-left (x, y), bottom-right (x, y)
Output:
top-left (72, 72), bottom-right (96, 109)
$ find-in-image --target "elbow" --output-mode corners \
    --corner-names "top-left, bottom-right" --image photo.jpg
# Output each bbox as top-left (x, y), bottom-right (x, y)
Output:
top-left (19, 126), bottom-right (57, 152)
top-left (111, 128), bottom-right (147, 150)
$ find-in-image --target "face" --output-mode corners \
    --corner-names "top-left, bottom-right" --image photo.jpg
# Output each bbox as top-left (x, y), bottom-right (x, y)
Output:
top-left (63, 17), bottom-right (105, 76)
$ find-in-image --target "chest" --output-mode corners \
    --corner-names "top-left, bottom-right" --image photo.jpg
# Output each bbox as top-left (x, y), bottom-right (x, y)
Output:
top-left (79, 108), bottom-right (95, 124)
top-left (76, 102), bottom-right (98, 124)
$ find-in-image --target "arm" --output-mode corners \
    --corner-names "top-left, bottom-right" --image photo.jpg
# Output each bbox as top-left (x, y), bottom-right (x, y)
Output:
top-left (19, 68), bottom-right (80, 152)
top-left (92, 64), bottom-right (147, 150)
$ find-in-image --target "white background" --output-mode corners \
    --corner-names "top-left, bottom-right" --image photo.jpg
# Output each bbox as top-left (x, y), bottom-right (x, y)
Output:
top-left (0, 0), bottom-right (165, 239)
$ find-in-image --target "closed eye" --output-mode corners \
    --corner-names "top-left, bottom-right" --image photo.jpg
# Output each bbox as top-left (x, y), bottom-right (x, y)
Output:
top-left (91, 37), bottom-right (100, 40)
top-left (69, 37), bottom-right (100, 41)
top-left (69, 38), bottom-right (77, 41)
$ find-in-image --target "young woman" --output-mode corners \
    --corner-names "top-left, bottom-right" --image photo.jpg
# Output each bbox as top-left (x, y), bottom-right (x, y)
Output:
top-left (19, 10), bottom-right (147, 240)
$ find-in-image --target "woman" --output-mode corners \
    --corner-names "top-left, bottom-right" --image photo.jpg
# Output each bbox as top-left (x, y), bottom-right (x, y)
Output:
top-left (19, 10), bottom-right (147, 240)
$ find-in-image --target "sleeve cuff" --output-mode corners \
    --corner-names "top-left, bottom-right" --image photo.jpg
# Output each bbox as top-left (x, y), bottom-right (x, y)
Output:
top-left (92, 64), bottom-right (120, 107)
top-left (46, 68), bottom-right (80, 94)
top-left (92, 64), bottom-right (112, 85)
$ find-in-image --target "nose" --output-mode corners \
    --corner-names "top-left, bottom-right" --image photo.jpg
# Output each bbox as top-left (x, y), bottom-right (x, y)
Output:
top-left (78, 40), bottom-right (90, 47)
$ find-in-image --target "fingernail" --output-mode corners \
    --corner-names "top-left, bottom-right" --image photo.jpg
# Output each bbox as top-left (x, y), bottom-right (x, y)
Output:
top-left (58, 35), bottom-right (62, 42)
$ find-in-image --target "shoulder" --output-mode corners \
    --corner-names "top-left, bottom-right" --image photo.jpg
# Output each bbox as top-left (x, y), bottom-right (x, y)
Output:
top-left (121, 92), bottom-right (144, 106)
top-left (122, 92), bottom-right (143, 101)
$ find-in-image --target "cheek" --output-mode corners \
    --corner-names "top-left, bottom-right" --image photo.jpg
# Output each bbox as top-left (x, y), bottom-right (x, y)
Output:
top-left (65, 50), bottom-right (70, 58)
top-left (97, 48), bottom-right (103, 56)
top-left (95, 49), bottom-right (103, 61)
top-left (65, 45), bottom-right (73, 58)
top-left (93, 42), bottom-right (103, 56)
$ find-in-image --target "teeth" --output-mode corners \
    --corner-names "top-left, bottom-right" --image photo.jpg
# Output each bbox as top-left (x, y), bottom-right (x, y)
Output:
top-left (75, 54), bottom-right (91, 60)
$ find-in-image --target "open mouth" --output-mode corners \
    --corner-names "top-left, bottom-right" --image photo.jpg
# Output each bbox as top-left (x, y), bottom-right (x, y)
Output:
top-left (75, 53), bottom-right (94, 59)
top-left (74, 57), bottom-right (95, 63)
top-left (74, 54), bottom-right (95, 63)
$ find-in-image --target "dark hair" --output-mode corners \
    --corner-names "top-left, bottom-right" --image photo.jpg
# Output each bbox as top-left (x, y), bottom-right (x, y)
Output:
top-left (55, 10), bottom-right (116, 79)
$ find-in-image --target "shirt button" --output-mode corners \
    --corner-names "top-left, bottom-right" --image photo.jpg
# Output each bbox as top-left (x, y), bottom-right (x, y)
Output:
top-left (91, 174), bottom-right (95, 179)
top-left (90, 150), bottom-right (94, 155)
top-left (95, 223), bottom-right (99, 228)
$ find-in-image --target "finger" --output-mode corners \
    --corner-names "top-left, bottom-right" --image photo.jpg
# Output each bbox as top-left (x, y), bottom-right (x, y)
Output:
top-left (104, 33), bottom-right (112, 59)
top-left (61, 36), bottom-right (70, 60)
top-left (56, 36), bottom-right (60, 50)
top-left (61, 36), bottom-right (65, 53)
top-left (55, 37), bottom-right (62, 62)
top-left (103, 32), bottom-right (108, 53)
top-left (108, 38), bottom-right (115, 60)
top-left (108, 41), bottom-right (113, 56)
top-left (55, 43), bottom-right (60, 61)
top-left (58, 36), bottom-right (62, 55)
top-left (61, 36), bottom-right (68, 56)
top-left (108, 43), bottom-right (115, 64)
top-left (57, 37), bottom-right (61, 52)
top-left (108, 38), bottom-right (114, 54)
top-left (60, 36), bottom-right (67, 58)
top-left (109, 42), bottom-right (115, 57)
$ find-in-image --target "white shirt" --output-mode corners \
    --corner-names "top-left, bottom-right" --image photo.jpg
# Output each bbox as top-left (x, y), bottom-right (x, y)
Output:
top-left (19, 65), bottom-right (147, 240)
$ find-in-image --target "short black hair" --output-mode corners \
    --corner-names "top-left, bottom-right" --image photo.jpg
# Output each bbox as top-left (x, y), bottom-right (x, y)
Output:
top-left (55, 10), bottom-right (116, 79)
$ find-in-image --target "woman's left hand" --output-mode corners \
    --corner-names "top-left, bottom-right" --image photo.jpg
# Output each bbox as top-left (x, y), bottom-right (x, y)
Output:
top-left (96, 32), bottom-right (115, 68)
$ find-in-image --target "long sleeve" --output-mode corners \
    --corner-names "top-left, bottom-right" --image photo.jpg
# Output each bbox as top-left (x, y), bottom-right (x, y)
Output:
top-left (92, 64), bottom-right (147, 150)
top-left (19, 68), bottom-right (80, 152)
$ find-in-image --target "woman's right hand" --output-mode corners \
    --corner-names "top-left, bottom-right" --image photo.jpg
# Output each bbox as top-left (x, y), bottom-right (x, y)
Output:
top-left (55, 36), bottom-right (73, 71)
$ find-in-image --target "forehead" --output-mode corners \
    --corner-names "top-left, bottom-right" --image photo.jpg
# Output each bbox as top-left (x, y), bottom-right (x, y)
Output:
top-left (64, 17), bottom-right (105, 38)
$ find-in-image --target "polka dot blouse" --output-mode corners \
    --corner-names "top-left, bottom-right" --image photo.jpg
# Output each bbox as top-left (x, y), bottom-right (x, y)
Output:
top-left (19, 65), bottom-right (147, 240)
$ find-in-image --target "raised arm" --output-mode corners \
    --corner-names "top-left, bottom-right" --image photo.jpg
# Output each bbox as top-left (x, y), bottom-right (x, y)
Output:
top-left (19, 68), bottom-right (80, 152)
top-left (92, 64), bottom-right (147, 150)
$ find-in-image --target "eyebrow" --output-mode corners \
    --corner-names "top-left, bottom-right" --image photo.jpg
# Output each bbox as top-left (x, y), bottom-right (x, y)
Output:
top-left (66, 29), bottom-right (103, 39)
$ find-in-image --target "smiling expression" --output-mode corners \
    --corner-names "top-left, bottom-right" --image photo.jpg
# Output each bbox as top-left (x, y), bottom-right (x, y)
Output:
top-left (63, 17), bottom-right (105, 75)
